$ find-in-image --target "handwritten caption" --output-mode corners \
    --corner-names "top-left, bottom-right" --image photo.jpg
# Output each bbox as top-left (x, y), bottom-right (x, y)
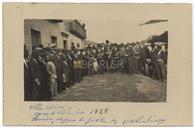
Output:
top-left (29, 103), bottom-right (166, 125)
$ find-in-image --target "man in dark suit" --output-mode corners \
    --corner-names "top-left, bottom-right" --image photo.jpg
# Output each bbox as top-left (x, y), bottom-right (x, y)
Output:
top-left (73, 50), bottom-right (83, 83)
top-left (127, 46), bottom-right (134, 75)
top-left (139, 45), bottom-right (151, 75)
top-left (28, 48), bottom-right (43, 101)
top-left (156, 45), bottom-right (167, 82)
top-left (52, 50), bottom-right (63, 94)
top-left (24, 45), bottom-right (31, 101)
top-left (68, 50), bottom-right (75, 85)
top-left (64, 50), bottom-right (73, 87)
top-left (82, 49), bottom-right (89, 76)
top-left (60, 51), bottom-right (69, 90)
top-left (104, 40), bottom-right (111, 72)
top-left (150, 42), bottom-right (159, 79)
top-left (38, 50), bottom-right (51, 100)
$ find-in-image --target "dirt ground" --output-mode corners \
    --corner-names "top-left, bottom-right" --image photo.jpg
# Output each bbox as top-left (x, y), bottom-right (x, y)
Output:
top-left (52, 73), bottom-right (166, 102)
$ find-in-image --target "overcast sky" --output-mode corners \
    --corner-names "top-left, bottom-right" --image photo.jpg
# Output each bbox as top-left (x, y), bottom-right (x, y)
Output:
top-left (83, 20), bottom-right (168, 43)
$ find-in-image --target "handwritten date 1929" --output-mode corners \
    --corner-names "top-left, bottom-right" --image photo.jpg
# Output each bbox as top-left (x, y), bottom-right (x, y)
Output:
top-left (89, 108), bottom-right (109, 115)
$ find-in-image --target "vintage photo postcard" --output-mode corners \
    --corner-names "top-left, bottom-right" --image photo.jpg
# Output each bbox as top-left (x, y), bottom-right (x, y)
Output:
top-left (3, 3), bottom-right (192, 126)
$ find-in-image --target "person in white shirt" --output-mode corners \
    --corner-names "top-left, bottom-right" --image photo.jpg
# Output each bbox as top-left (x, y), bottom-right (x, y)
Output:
top-left (156, 45), bottom-right (167, 82)
top-left (46, 53), bottom-right (58, 97)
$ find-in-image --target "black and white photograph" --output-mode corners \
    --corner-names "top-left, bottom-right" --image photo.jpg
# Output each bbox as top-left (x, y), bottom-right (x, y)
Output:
top-left (24, 19), bottom-right (168, 102)
top-left (3, 3), bottom-right (192, 126)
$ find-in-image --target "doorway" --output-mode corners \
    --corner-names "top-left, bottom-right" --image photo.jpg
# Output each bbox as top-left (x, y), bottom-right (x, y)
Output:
top-left (31, 29), bottom-right (41, 50)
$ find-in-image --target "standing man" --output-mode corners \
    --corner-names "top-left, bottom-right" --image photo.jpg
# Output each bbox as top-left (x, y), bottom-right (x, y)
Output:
top-left (86, 48), bottom-right (94, 76)
top-left (65, 50), bottom-right (74, 87)
top-left (118, 44), bottom-right (126, 72)
top-left (150, 42), bottom-right (158, 78)
top-left (123, 45), bottom-right (129, 74)
top-left (82, 49), bottom-right (88, 76)
top-left (139, 44), bottom-right (151, 75)
top-left (105, 40), bottom-right (111, 72)
top-left (52, 50), bottom-right (63, 94)
top-left (127, 45), bottom-right (134, 75)
top-left (61, 52), bottom-right (69, 90)
top-left (24, 45), bottom-right (31, 101)
top-left (73, 50), bottom-right (83, 83)
top-left (46, 53), bottom-right (58, 97)
top-left (28, 48), bottom-right (43, 101)
top-left (96, 48), bottom-right (104, 74)
top-left (156, 45), bottom-right (167, 82)
top-left (38, 50), bottom-right (51, 101)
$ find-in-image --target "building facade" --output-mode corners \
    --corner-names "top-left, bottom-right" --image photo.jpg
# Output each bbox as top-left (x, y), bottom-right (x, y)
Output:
top-left (24, 19), bottom-right (87, 55)
top-left (62, 20), bottom-right (87, 50)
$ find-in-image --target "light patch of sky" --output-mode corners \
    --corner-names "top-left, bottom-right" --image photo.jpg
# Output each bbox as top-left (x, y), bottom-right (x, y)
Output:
top-left (83, 19), bottom-right (168, 44)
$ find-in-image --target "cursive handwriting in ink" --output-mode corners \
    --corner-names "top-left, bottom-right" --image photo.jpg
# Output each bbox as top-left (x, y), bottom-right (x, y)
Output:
top-left (122, 115), bottom-right (166, 125)
top-left (29, 104), bottom-right (166, 125)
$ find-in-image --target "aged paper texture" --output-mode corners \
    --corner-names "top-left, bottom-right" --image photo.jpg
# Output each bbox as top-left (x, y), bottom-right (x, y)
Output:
top-left (3, 3), bottom-right (192, 126)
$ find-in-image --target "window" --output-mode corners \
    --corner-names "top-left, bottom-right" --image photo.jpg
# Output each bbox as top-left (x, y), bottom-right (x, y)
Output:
top-left (51, 36), bottom-right (57, 44)
top-left (77, 43), bottom-right (80, 48)
top-left (31, 29), bottom-right (41, 50)
top-left (51, 36), bottom-right (57, 48)
top-left (63, 40), bottom-right (67, 49)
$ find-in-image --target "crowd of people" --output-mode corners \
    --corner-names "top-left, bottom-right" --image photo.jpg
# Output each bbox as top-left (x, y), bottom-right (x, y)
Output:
top-left (24, 40), bottom-right (168, 101)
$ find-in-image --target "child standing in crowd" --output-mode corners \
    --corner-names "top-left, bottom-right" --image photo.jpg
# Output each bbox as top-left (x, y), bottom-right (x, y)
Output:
top-left (46, 53), bottom-right (58, 97)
